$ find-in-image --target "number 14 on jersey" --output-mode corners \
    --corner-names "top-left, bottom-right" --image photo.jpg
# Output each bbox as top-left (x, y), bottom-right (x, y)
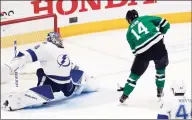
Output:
top-left (131, 22), bottom-right (149, 40)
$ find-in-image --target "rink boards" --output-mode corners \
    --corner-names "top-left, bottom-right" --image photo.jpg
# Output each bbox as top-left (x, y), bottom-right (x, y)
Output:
top-left (1, 12), bottom-right (191, 48)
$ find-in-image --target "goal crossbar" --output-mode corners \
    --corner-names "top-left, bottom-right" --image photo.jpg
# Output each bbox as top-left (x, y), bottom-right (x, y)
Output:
top-left (0, 14), bottom-right (58, 32)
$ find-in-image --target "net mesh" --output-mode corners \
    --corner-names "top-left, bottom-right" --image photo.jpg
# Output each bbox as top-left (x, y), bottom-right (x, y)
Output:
top-left (1, 14), bottom-right (57, 48)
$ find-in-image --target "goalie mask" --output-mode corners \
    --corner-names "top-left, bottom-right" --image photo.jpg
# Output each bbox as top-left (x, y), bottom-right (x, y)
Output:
top-left (47, 32), bottom-right (64, 48)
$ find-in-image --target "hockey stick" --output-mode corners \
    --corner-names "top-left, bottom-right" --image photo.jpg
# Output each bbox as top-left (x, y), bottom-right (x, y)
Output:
top-left (14, 40), bottom-right (19, 87)
top-left (117, 83), bottom-right (124, 92)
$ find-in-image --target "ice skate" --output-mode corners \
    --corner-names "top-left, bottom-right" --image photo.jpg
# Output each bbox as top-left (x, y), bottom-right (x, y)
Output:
top-left (119, 94), bottom-right (128, 103)
top-left (157, 88), bottom-right (164, 102)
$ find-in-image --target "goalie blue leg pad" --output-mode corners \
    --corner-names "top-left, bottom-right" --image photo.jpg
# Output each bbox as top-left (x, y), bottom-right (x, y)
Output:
top-left (36, 68), bottom-right (62, 92)
top-left (61, 69), bottom-right (84, 97)
top-left (61, 81), bottom-right (76, 97)
top-left (36, 68), bottom-right (76, 97)
top-left (70, 69), bottom-right (84, 85)
top-left (29, 85), bottom-right (54, 101)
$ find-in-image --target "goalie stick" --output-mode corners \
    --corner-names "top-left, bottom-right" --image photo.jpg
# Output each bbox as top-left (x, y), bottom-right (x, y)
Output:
top-left (14, 40), bottom-right (19, 87)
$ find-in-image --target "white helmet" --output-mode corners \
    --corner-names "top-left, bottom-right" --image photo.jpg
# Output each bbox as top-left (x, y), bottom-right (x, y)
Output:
top-left (171, 80), bottom-right (186, 95)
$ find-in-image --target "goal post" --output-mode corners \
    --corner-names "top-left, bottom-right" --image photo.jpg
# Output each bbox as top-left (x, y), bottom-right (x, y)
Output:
top-left (1, 14), bottom-right (58, 48)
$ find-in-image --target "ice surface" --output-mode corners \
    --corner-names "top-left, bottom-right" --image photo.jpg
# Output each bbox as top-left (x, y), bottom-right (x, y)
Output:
top-left (1, 23), bottom-right (191, 119)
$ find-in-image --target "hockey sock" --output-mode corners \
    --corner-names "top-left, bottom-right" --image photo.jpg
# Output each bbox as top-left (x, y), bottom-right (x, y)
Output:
top-left (123, 72), bottom-right (140, 96)
top-left (155, 68), bottom-right (165, 88)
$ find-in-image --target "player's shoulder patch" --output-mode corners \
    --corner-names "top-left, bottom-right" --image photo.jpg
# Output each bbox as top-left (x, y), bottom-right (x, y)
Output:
top-left (34, 44), bottom-right (40, 49)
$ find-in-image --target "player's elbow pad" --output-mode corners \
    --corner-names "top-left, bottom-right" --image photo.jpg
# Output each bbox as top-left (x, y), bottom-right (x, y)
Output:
top-left (159, 22), bottom-right (170, 34)
top-left (157, 114), bottom-right (169, 119)
top-left (160, 26), bottom-right (170, 35)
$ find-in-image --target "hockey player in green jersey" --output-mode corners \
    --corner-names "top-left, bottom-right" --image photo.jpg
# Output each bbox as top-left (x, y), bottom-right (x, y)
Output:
top-left (118, 9), bottom-right (170, 103)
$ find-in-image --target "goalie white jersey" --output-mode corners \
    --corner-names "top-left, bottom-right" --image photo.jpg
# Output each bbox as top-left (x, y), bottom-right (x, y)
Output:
top-left (11, 41), bottom-right (73, 85)
top-left (157, 96), bottom-right (192, 119)
top-left (1, 32), bottom-right (99, 111)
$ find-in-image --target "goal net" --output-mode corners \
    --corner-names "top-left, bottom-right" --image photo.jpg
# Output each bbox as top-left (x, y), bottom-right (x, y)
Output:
top-left (1, 14), bottom-right (58, 79)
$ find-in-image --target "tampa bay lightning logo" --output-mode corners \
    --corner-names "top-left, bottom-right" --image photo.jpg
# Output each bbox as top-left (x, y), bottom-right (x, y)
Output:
top-left (57, 54), bottom-right (70, 67)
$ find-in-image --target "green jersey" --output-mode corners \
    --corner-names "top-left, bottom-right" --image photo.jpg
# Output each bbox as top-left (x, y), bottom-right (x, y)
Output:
top-left (126, 15), bottom-right (170, 55)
